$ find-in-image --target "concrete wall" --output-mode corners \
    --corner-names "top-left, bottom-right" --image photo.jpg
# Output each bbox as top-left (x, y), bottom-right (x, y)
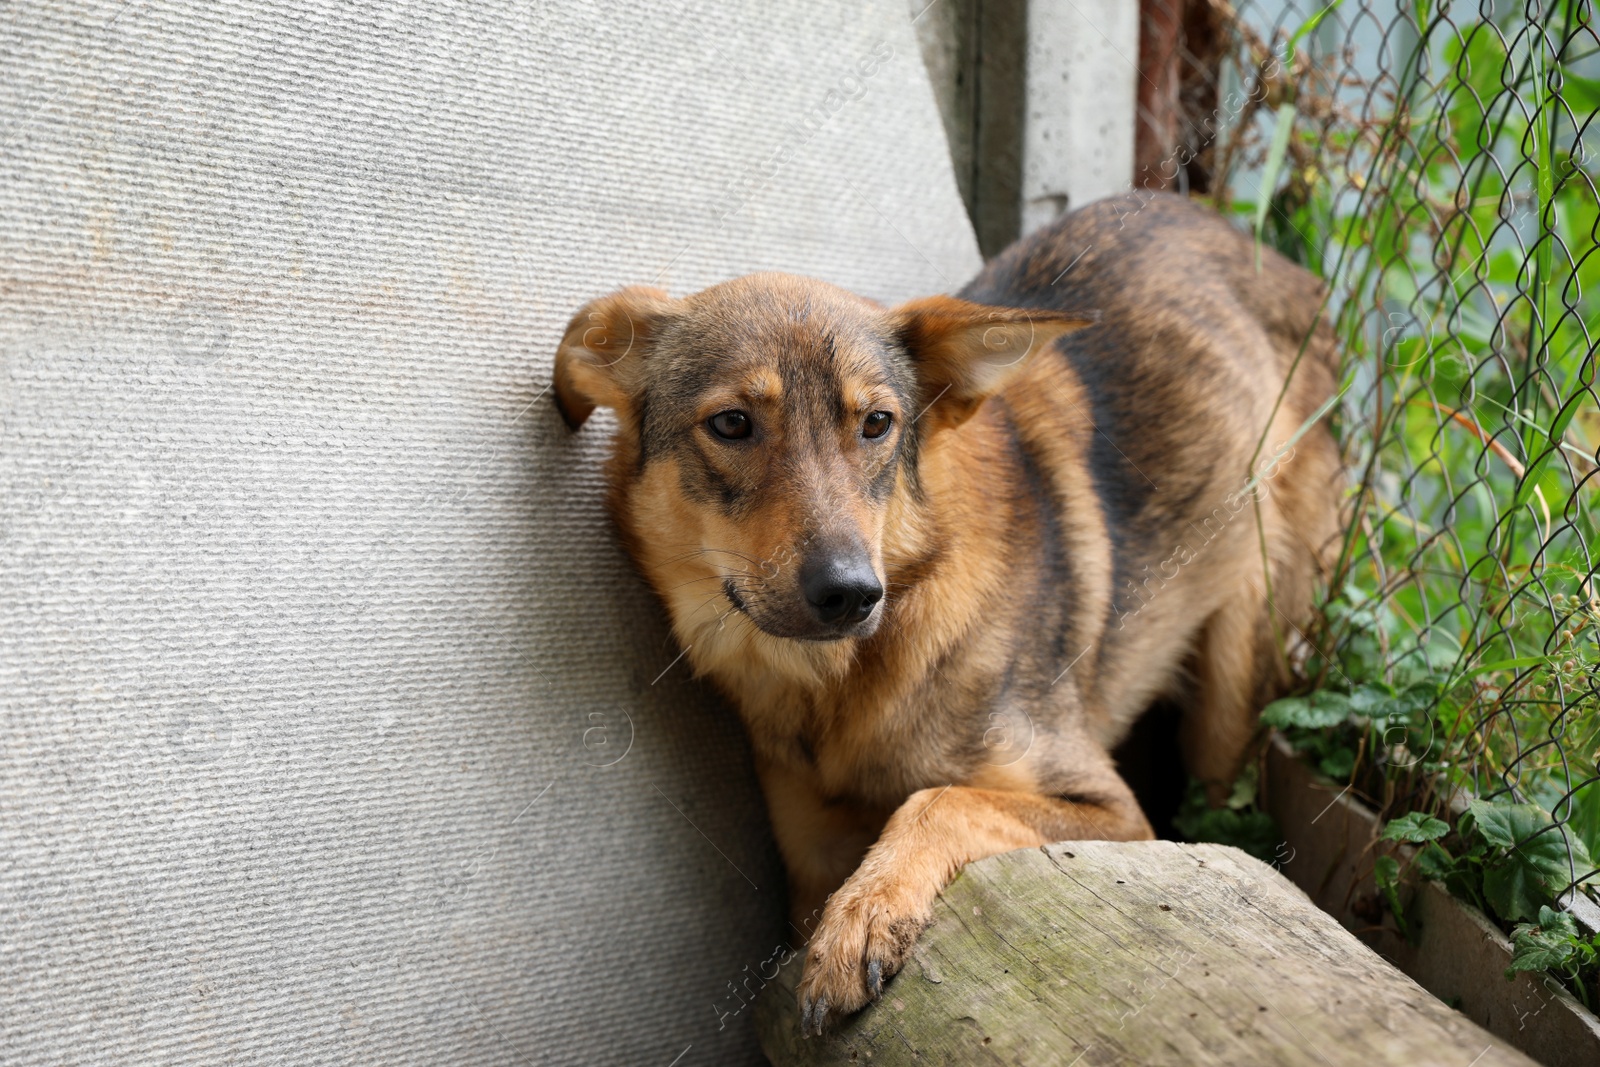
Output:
top-left (0, 3), bottom-right (980, 1064)
top-left (1019, 0), bottom-right (1140, 235)
top-left (910, 0), bottom-right (1138, 253)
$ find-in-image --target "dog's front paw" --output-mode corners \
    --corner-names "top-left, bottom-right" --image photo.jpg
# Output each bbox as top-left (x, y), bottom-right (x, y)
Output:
top-left (795, 879), bottom-right (932, 1036)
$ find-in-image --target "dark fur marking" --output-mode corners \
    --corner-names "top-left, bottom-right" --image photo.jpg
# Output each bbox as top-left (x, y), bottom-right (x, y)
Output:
top-left (959, 194), bottom-right (1276, 648)
top-left (1004, 407), bottom-right (1078, 701)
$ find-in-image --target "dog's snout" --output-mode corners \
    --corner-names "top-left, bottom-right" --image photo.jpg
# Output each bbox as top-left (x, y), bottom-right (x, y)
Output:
top-left (799, 553), bottom-right (883, 626)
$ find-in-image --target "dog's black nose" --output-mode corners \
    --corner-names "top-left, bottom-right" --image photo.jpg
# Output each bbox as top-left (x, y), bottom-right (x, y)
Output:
top-left (799, 554), bottom-right (883, 625)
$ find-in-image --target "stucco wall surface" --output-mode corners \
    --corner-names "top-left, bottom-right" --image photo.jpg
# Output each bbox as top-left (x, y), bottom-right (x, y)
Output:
top-left (0, 3), bottom-right (982, 1063)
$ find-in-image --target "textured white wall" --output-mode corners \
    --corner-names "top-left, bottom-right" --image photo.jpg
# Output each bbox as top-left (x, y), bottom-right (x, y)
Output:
top-left (0, 2), bottom-right (980, 1064)
top-left (1021, 0), bottom-right (1139, 234)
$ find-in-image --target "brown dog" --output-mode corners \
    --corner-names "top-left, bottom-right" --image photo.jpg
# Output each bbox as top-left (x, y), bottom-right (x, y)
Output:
top-left (553, 193), bottom-right (1341, 1034)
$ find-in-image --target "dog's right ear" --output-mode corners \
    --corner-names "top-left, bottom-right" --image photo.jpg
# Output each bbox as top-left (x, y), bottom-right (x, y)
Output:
top-left (553, 286), bottom-right (679, 430)
top-left (892, 296), bottom-right (1099, 432)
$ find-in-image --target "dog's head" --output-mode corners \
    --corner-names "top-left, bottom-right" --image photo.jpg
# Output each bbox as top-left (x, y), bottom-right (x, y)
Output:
top-left (554, 273), bottom-right (1092, 661)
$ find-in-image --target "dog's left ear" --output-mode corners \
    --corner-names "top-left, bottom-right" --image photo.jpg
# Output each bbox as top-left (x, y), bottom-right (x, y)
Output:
top-left (553, 286), bottom-right (680, 430)
top-left (892, 296), bottom-right (1099, 431)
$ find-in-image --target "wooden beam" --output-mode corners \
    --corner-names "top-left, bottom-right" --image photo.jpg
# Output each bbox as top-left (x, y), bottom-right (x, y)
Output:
top-left (758, 840), bottom-right (1537, 1066)
top-left (1263, 735), bottom-right (1600, 1067)
top-left (1135, 0), bottom-right (1226, 193)
top-left (1135, 0), bottom-right (1185, 190)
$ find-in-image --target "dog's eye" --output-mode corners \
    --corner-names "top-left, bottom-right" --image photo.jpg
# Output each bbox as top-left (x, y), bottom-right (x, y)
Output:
top-left (709, 410), bottom-right (752, 440)
top-left (862, 411), bottom-right (893, 439)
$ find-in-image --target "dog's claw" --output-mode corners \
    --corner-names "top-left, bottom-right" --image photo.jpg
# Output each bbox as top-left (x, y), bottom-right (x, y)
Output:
top-left (800, 994), bottom-right (828, 1037)
top-left (867, 958), bottom-right (883, 998)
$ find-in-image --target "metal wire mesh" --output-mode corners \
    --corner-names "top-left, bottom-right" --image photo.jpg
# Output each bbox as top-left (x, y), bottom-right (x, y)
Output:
top-left (1142, 0), bottom-right (1599, 921)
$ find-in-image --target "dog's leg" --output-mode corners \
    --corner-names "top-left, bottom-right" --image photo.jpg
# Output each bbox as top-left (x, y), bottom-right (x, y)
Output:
top-left (1184, 463), bottom-right (1337, 806)
top-left (1183, 557), bottom-right (1295, 807)
top-left (796, 770), bottom-right (1152, 1033)
top-left (755, 759), bottom-right (891, 936)
top-left (1185, 587), bottom-right (1270, 806)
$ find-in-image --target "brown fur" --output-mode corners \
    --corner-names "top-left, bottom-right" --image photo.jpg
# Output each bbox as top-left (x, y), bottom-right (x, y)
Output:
top-left (552, 193), bottom-right (1342, 1034)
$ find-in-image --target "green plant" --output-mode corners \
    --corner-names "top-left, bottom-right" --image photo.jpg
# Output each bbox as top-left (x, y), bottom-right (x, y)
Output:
top-left (1382, 800), bottom-right (1597, 921)
top-left (1172, 770), bottom-right (1283, 864)
top-left (1198, 0), bottom-right (1600, 1010)
top-left (1508, 906), bottom-right (1600, 1012)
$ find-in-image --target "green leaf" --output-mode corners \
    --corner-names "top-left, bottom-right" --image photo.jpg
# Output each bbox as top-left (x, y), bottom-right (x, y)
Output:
top-left (1467, 799), bottom-right (1544, 849)
top-left (1468, 800), bottom-right (1596, 922)
top-left (1471, 801), bottom-right (1594, 876)
top-left (1358, 675), bottom-right (1442, 722)
top-left (1347, 683), bottom-right (1394, 715)
top-left (1374, 854), bottom-right (1408, 935)
top-left (1537, 905), bottom-right (1581, 940)
top-left (1485, 860), bottom-right (1547, 923)
top-left (1533, 829), bottom-right (1595, 891)
top-left (1260, 696), bottom-right (1312, 728)
top-left (1261, 690), bottom-right (1351, 729)
top-left (1383, 812), bottom-right (1452, 843)
top-left (1415, 842), bottom-right (1457, 881)
top-left (1507, 907), bottom-right (1585, 976)
top-left (1253, 103), bottom-right (1298, 252)
top-left (1508, 923), bottom-right (1580, 974)
top-left (1571, 781), bottom-right (1600, 865)
top-left (1226, 764), bottom-right (1260, 811)
top-left (1458, 655), bottom-right (1552, 678)
top-left (1283, 0), bottom-right (1347, 65)
top-left (1318, 748), bottom-right (1356, 780)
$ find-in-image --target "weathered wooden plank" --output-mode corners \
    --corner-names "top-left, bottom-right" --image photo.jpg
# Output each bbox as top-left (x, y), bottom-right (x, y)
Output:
top-left (757, 840), bottom-right (1537, 1066)
top-left (1262, 735), bottom-right (1600, 1067)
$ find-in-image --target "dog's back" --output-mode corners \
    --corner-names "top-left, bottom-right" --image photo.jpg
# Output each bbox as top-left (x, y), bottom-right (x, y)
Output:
top-left (965, 193), bottom-right (1337, 464)
top-left (961, 192), bottom-right (1342, 782)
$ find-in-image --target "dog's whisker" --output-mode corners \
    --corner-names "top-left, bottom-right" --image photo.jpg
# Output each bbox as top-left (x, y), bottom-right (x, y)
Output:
top-left (655, 550), bottom-right (748, 570)
top-left (664, 573), bottom-right (756, 595)
top-left (653, 544), bottom-right (774, 572)
top-left (682, 588), bottom-right (741, 627)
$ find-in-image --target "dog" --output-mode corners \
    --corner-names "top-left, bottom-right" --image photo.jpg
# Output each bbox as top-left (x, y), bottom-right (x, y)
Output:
top-left (552, 192), bottom-right (1341, 1035)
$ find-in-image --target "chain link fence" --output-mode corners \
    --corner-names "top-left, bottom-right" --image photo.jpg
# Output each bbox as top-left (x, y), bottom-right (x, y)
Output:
top-left (1140, 0), bottom-right (1600, 1005)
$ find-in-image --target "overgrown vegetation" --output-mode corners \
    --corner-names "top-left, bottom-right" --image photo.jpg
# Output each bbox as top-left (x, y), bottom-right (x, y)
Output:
top-left (1175, 0), bottom-right (1600, 1010)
